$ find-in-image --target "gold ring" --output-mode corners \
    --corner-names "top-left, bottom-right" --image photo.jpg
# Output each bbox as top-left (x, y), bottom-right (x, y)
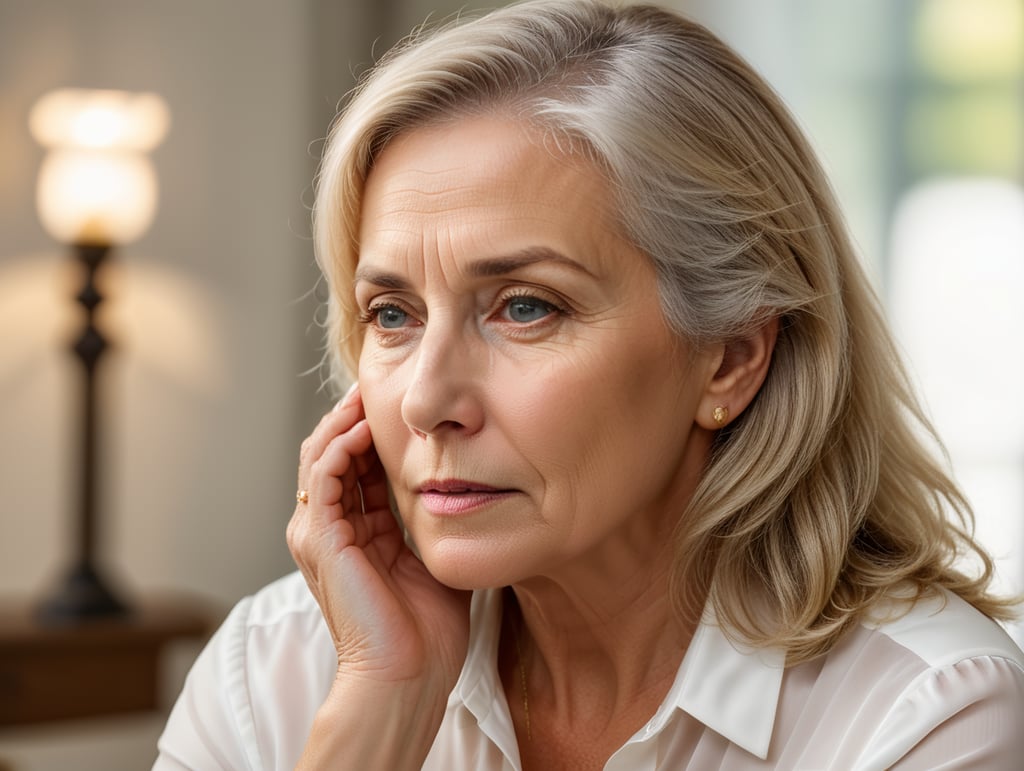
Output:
top-left (296, 489), bottom-right (309, 505)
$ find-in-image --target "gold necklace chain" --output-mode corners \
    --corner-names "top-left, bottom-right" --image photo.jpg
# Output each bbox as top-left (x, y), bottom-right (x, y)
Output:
top-left (514, 624), bottom-right (532, 741)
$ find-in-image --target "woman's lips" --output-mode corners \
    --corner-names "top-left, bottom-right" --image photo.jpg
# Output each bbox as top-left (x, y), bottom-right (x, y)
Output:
top-left (417, 479), bottom-right (517, 516)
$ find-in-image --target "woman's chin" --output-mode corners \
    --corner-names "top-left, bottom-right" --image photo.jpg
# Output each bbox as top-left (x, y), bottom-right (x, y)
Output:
top-left (417, 539), bottom-right (533, 591)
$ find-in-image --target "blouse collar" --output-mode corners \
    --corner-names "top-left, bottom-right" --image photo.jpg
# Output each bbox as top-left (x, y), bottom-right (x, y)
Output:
top-left (451, 588), bottom-right (786, 762)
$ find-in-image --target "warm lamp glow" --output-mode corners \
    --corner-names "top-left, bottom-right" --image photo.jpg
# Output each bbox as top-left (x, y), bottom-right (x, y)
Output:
top-left (36, 150), bottom-right (158, 245)
top-left (29, 88), bottom-right (169, 151)
top-left (30, 88), bottom-right (169, 246)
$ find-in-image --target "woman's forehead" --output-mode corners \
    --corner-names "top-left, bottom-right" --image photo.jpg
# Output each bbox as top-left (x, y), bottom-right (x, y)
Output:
top-left (363, 118), bottom-right (606, 210)
top-left (356, 116), bottom-right (630, 276)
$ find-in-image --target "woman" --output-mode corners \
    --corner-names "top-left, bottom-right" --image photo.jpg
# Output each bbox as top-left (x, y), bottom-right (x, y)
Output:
top-left (156, 1), bottom-right (1024, 768)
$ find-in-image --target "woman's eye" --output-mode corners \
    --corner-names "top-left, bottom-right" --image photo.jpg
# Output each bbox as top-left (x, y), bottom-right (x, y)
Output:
top-left (373, 305), bottom-right (409, 328)
top-left (504, 296), bottom-right (556, 323)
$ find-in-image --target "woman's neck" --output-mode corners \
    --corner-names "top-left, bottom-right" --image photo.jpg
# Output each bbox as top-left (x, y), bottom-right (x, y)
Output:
top-left (499, 538), bottom-right (700, 764)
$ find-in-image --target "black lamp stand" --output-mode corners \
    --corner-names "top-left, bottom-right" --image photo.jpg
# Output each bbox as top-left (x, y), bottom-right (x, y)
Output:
top-left (37, 242), bottom-right (129, 623)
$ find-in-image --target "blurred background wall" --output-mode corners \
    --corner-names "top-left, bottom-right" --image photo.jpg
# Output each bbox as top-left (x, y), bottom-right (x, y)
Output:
top-left (0, 0), bottom-right (1020, 768)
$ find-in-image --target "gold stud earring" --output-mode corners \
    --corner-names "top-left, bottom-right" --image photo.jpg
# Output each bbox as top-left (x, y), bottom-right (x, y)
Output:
top-left (712, 406), bottom-right (729, 426)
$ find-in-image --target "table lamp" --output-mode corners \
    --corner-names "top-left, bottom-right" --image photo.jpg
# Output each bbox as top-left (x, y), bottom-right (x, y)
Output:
top-left (29, 88), bottom-right (169, 623)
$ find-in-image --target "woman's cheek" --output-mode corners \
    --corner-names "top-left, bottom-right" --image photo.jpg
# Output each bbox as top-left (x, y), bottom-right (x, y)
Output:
top-left (359, 362), bottom-right (407, 468)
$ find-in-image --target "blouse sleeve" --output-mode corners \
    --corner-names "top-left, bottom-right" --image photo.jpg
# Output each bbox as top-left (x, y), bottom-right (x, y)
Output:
top-left (858, 655), bottom-right (1024, 770)
top-left (153, 596), bottom-right (262, 771)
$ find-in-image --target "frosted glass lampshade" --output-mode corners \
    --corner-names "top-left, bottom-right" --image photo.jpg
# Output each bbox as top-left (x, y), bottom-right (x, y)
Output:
top-left (36, 149), bottom-right (158, 245)
top-left (30, 88), bottom-right (168, 245)
top-left (30, 88), bottom-right (169, 151)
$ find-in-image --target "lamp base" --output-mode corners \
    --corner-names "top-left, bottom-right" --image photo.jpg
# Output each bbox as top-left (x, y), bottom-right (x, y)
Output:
top-left (37, 563), bottom-right (130, 624)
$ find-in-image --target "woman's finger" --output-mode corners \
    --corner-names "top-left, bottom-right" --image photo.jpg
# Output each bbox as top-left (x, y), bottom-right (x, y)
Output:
top-left (303, 419), bottom-right (372, 519)
top-left (297, 385), bottom-right (364, 485)
top-left (289, 406), bottom-right (373, 565)
top-left (310, 419), bottom-right (371, 492)
top-left (355, 449), bottom-right (391, 513)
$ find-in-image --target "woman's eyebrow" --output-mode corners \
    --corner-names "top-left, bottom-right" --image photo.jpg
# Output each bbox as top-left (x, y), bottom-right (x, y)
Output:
top-left (466, 247), bottom-right (597, 278)
top-left (352, 267), bottom-right (410, 289)
top-left (354, 246), bottom-right (596, 287)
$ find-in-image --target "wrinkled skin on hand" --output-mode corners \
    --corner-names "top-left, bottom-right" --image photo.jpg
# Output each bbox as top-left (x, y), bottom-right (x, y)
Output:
top-left (287, 384), bottom-right (472, 693)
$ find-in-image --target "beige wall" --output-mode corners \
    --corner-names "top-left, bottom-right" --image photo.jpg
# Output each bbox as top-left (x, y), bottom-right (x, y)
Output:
top-left (1, 0), bottom-right (321, 604)
top-left (0, 1), bottom-right (493, 767)
top-left (1, 0), bottom-right (328, 767)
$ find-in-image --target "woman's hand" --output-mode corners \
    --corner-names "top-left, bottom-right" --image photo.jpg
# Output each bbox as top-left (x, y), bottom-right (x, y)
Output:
top-left (287, 384), bottom-right (472, 767)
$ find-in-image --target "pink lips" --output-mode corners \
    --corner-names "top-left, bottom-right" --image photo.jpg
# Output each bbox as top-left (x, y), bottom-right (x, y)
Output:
top-left (417, 479), bottom-right (516, 516)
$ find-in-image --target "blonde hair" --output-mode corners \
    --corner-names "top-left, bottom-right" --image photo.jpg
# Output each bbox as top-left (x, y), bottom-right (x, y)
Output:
top-left (313, 0), bottom-right (1016, 661)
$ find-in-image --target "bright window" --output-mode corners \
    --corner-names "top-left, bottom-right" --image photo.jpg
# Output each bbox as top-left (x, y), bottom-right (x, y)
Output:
top-left (889, 0), bottom-right (1024, 643)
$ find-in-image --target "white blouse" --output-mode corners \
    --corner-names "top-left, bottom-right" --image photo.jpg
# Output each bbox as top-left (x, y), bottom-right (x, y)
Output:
top-left (155, 571), bottom-right (1024, 770)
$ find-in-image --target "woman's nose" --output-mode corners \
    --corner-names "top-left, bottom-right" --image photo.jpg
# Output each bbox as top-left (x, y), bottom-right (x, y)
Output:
top-left (400, 326), bottom-right (485, 439)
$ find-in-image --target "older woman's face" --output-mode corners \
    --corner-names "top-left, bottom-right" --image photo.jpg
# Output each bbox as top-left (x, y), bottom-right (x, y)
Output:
top-left (356, 117), bottom-right (718, 589)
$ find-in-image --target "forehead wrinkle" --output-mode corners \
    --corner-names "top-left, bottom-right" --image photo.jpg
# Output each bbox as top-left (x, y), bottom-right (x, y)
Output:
top-left (358, 121), bottom-right (632, 294)
top-left (430, 219), bottom-right (473, 291)
top-left (376, 187), bottom-right (527, 217)
top-left (374, 167), bottom-right (504, 209)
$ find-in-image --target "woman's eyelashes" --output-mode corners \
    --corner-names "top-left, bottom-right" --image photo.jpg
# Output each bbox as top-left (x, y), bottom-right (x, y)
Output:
top-left (364, 302), bottom-right (413, 329)
top-left (492, 290), bottom-right (570, 326)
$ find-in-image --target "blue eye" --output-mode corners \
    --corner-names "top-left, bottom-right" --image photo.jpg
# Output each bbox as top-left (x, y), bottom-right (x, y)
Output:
top-left (505, 296), bottom-right (555, 323)
top-left (375, 305), bottom-right (408, 328)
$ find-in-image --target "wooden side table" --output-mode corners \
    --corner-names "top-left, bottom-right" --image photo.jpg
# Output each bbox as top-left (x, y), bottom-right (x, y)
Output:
top-left (0, 598), bottom-right (216, 726)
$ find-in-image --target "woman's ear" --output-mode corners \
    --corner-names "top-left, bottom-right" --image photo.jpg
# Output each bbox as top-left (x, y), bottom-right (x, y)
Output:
top-left (695, 317), bottom-right (779, 430)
